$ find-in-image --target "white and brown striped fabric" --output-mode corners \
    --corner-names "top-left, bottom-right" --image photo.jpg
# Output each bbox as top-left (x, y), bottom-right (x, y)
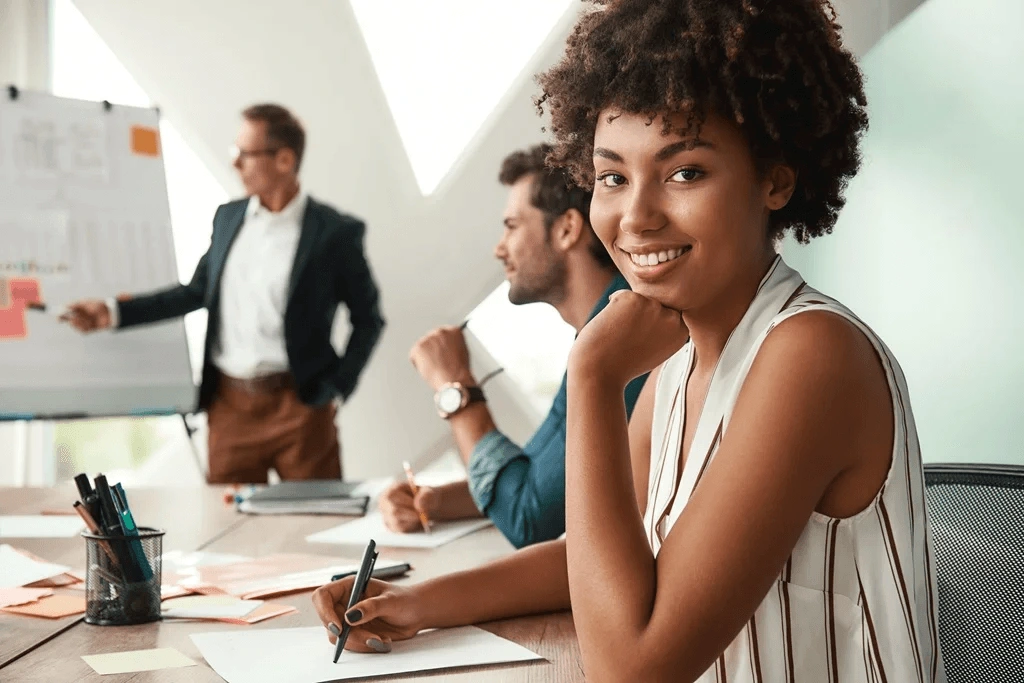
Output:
top-left (644, 256), bottom-right (946, 683)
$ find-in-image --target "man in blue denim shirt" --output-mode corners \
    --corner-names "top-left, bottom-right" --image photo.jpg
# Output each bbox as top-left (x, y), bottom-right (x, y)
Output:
top-left (380, 144), bottom-right (647, 548)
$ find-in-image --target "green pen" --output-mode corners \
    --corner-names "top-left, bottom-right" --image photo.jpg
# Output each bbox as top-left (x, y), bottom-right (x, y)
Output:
top-left (112, 483), bottom-right (153, 581)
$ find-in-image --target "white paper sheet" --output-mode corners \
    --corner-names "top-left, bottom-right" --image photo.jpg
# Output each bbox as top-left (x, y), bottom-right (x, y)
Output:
top-left (191, 625), bottom-right (543, 683)
top-left (305, 514), bottom-right (492, 549)
top-left (161, 596), bottom-right (264, 620)
top-left (160, 550), bottom-right (252, 574)
top-left (0, 544), bottom-right (72, 589)
top-left (0, 515), bottom-right (85, 538)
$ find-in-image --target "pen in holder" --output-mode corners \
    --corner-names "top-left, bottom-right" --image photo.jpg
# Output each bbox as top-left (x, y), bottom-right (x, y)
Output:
top-left (82, 527), bottom-right (164, 626)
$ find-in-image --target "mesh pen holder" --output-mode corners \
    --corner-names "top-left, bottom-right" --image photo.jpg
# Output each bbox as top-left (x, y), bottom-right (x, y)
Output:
top-left (82, 527), bottom-right (164, 626)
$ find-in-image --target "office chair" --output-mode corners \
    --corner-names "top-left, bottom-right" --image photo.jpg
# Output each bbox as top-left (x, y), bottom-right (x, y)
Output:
top-left (925, 463), bottom-right (1024, 683)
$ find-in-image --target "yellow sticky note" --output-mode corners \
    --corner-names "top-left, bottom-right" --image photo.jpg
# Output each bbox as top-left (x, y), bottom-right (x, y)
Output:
top-left (130, 125), bottom-right (161, 157)
top-left (82, 648), bottom-right (196, 675)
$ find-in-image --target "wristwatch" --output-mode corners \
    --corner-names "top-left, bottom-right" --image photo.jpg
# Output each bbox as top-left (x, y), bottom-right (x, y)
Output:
top-left (434, 381), bottom-right (485, 419)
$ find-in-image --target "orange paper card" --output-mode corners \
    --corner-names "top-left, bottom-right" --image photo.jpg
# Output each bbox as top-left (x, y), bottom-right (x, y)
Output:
top-left (0, 587), bottom-right (53, 609)
top-left (2, 593), bottom-right (86, 618)
top-left (130, 125), bottom-right (160, 157)
top-left (221, 602), bottom-right (297, 625)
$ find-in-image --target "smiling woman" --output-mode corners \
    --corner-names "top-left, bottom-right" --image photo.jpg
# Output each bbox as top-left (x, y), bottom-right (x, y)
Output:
top-left (311, 4), bottom-right (945, 682)
top-left (541, 1), bottom-right (943, 681)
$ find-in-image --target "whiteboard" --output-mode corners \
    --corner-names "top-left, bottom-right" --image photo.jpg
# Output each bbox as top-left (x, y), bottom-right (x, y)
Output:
top-left (0, 89), bottom-right (195, 418)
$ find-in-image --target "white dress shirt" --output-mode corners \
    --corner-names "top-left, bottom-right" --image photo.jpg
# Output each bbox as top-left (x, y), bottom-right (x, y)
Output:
top-left (211, 190), bottom-right (307, 379)
top-left (111, 191), bottom-right (310, 378)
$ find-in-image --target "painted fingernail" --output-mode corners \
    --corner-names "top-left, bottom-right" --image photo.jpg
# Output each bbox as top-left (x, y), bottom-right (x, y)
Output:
top-left (367, 638), bottom-right (391, 653)
top-left (327, 623), bottom-right (341, 636)
top-left (346, 608), bottom-right (363, 623)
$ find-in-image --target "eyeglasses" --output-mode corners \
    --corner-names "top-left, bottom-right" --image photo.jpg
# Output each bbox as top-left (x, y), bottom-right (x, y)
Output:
top-left (230, 145), bottom-right (280, 161)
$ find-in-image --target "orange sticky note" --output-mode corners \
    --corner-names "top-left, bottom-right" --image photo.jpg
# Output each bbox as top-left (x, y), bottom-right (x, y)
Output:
top-left (1, 593), bottom-right (86, 618)
top-left (130, 125), bottom-right (160, 157)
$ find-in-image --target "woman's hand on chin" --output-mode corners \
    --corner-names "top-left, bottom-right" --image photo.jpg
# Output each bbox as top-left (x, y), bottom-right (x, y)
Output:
top-left (569, 290), bottom-right (689, 388)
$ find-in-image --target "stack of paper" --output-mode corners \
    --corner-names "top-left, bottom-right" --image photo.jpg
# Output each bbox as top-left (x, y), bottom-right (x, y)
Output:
top-left (191, 625), bottom-right (543, 683)
top-left (306, 513), bottom-right (493, 549)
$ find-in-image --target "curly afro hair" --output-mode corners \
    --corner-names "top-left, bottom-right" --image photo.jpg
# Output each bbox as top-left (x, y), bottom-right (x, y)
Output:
top-left (535, 0), bottom-right (869, 243)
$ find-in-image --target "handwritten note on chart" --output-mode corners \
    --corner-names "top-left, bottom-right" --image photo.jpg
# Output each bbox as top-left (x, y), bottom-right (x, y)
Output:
top-left (191, 625), bottom-right (543, 683)
top-left (9, 111), bottom-right (109, 182)
top-left (305, 514), bottom-right (492, 549)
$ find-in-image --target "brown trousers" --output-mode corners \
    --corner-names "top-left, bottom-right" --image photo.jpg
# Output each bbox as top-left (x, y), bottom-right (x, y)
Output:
top-left (206, 375), bottom-right (341, 484)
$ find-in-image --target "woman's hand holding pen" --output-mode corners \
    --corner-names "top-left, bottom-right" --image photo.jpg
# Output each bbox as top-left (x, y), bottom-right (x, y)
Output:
top-left (312, 577), bottom-right (424, 653)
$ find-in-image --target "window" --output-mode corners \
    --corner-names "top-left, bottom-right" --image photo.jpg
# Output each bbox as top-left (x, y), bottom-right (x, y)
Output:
top-left (466, 282), bottom-right (575, 416)
top-left (350, 0), bottom-right (574, 196)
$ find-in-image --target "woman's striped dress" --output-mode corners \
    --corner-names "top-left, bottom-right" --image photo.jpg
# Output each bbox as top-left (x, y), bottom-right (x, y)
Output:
top-left (643, 256), bottom-right (946, 683)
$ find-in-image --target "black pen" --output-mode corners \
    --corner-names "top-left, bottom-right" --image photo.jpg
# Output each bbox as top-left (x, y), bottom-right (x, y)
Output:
top-left (331, 562), bottom-right (410, 582)
top-left (333, 539), bottom-right (378, 663)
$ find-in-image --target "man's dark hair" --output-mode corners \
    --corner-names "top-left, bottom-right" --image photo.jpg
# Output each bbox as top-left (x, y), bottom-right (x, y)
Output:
top-left (242, 103), bottom-right (306, 172)
top-left (535, 0), bottom-right (869, 244)
top-left (499, 143), bottom-right (614, 268)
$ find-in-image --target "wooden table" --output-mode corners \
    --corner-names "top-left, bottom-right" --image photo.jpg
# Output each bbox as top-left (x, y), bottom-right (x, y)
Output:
top-left (0, 487), bottom-right (583, 682)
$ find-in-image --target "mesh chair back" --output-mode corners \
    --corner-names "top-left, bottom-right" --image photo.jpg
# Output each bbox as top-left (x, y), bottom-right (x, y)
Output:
top-left (925, 463), bottom-right (1024, 683)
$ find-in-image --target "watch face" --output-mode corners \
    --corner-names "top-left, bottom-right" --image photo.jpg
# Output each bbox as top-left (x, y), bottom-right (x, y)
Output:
top-left (437, 386), bottom-right (463, 414)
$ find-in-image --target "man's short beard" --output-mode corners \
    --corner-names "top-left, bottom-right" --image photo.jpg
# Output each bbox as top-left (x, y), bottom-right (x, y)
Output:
top-left (507, 258), bottom-right (567, 307)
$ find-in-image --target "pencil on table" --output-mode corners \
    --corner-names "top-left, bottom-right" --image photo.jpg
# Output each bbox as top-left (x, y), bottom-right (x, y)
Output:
top-left (401, 461), bottom-right (431, 534)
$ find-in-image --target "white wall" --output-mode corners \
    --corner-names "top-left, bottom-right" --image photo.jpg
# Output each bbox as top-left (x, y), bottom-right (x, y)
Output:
top-left (784, 0), bottom-right (1024, 464)
top-left (65, 0), bottom-right (925, 478)
top-left (0, 0), bottom-right (49, 90)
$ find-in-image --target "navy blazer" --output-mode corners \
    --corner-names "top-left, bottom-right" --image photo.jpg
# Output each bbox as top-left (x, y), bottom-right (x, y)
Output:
top-left (117, 196), bottom-right (385, 410)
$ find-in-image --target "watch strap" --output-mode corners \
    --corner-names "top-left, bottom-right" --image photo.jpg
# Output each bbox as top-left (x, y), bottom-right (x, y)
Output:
top-left (465, 386), bottom-right (485, 405)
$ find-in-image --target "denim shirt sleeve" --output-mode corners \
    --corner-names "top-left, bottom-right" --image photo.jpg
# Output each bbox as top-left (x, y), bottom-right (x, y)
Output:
top-left (467, 376), bottom-right (569, 549)
top-left (467, 430), bottom-right (525, 512)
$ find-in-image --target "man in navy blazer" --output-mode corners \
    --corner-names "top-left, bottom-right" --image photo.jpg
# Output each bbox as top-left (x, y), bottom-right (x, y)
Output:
top-left (65, 104), bottom-right (385, 483)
